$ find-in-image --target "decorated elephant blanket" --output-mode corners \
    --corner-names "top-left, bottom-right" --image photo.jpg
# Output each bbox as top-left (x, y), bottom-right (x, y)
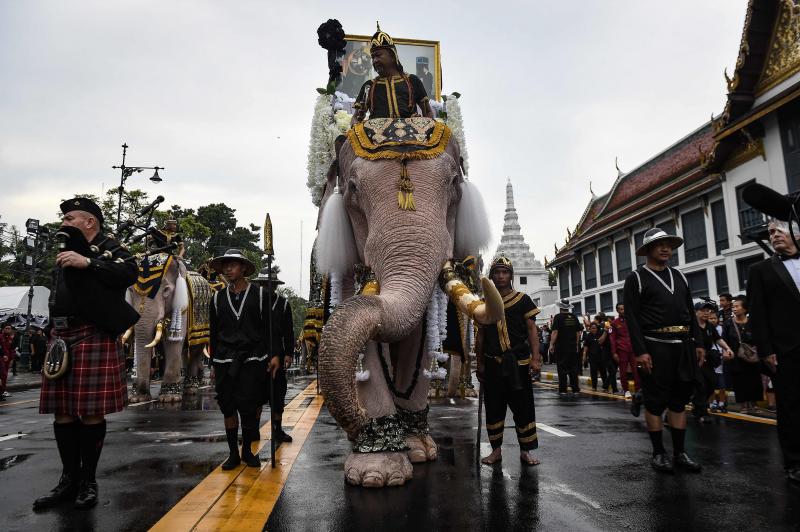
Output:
top-left (186, 271), bottom-right (212, 347)
top-left (134, 253), bottom-right (173, 299)
top-left (347, 117), bottom-right (451, 161)
top-left (347, 118), bottom-right (453, 210)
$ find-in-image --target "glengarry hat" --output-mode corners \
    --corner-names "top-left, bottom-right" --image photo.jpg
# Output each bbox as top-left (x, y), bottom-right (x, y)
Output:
top-left (208, 248), bottom-right (256, 277)
top-left (252, 267), bottom-right (284, 285)
top-left (635, 227), bottom-right (684, 256)
top-left (60, 197), bottom-right (104, 227)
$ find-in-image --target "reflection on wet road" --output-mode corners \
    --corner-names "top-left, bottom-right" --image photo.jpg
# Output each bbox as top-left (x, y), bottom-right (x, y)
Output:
top-left (1, 375), bottom-right (798, 531)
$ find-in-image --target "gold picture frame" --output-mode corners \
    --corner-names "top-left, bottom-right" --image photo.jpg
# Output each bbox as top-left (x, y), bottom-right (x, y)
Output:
top-left (337, 34), bottom-right (442, 102)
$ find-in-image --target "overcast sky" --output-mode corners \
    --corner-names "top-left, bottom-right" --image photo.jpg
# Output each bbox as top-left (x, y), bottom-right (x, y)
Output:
top-left (0, 1), bottom-right (746, 294)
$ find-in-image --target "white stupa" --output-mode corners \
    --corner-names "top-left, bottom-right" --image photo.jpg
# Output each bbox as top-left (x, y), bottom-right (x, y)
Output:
top-left (493, 180), bottom-right (555, 308)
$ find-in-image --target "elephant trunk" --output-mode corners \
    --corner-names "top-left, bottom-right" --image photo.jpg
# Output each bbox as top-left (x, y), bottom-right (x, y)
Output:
top-left (320, 222), bottom-right (449, 439)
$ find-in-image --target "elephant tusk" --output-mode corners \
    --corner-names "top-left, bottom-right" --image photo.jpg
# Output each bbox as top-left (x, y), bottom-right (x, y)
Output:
top-left (202, 345), bottom-right (210, 359)
top-left (121, 327), bottom-right (134, 344)
top-left (439, 261), bottom-right (504, 325)
top-left (145, 322), bottom-right (164, 348)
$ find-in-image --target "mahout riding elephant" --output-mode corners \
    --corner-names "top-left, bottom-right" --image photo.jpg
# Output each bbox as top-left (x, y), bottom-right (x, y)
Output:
top-left (315, 117), bottom-right (501, 487)
top-left (125, 254), bottom-right (209, 402)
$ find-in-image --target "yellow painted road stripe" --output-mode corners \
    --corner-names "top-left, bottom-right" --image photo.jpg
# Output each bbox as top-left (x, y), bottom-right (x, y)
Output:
top-left (150, 381), bottom-right (322, 532)
top-left (534, 381), bottom-right (777, 426)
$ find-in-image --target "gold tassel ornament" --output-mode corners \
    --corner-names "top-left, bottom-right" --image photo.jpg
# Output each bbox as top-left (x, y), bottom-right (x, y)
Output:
top-left (397, 158), bottom-right (416, 210)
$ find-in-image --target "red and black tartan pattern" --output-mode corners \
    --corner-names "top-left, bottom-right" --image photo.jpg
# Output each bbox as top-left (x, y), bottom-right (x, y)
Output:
top-left (40, 324), bottom-right (127, 416)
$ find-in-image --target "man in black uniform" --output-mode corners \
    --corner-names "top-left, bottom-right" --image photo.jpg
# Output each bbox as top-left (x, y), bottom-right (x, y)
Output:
top-left (744, 182), bottom-right (800, 484)
top-left (35, 197), bottom-right (139, 510)
top-left (251, 266), bottom-right (295, 444)
top-left (549, 299), bottom-right (583, 395)
top-left (209, 249), bottom-right (280, 469)
top-left (352, 24), bottom-right (433, 123)
top-left (477, 256), bottom-right (541, 466)
top-left (623, 228), bottom-right (703, 474)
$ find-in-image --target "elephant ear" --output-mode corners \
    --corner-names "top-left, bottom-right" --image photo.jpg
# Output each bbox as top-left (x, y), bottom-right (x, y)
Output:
top-left (453, 180), bottom-right (492, 257)
top-left (173, 273), bottom-right (190, 312)
top-left (316, 191), bottom-right (358, 276)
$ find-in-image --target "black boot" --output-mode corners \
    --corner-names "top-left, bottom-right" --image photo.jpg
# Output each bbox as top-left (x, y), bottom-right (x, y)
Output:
top-left (221, 428), bottom-right (241, 470)
top-left (33, 421), bottom-right (81, 510)
top-left (241, 433), bottom-right (261, 467)
top-left (273, 418), bottom-right (292, 443)
top-left (74, 421), bottom-right (106, 509)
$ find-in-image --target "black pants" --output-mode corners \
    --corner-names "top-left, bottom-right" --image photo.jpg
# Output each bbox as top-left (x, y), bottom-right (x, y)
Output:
top-left (692, 363), bottom-right (716, 418)
top-left (556, 352), bottom-right (580, 393)
top-left (774, 349), bottom-right (800, 470)
top-left (484, 357), bottom-right (538, 451)
top-left (589, 358), bottom-right (608, 390)
top-left (264, 367), bottom-right (288, 416)
top-left (214, 360), bottom-right (266, 418)
top-left (640, 339), bottom-right (695, 416)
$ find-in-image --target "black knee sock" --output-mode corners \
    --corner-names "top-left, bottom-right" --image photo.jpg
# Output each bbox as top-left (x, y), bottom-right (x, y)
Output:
top-left (225, 427), bottom-right (239, 457)
top-left (79, 421), bottom-right (107, 482)
top-left (53, 421), bottom-right (81, 479)
top-left (648, 430), bottom-right (665, 456)
top-left (671, 428), bottom-right (686, 456)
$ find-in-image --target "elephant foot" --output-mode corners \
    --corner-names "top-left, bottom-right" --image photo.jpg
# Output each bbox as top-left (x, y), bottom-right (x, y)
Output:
top-left (158, 382), bottom-right (184, 403)
top-left (182, 376), bottom-right (201, 395)
top-left (463, 387), bottom-right (478, 398)
top-left (344, 452), bottom-right (413, 488)
top-left (128, 392), bottom-right (152, 404)
top-left (406, 434), bottom-right (438, 463)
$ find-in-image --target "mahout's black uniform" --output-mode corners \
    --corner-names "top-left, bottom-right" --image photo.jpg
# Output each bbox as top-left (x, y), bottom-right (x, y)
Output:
top-left (480, 291), bottom-right (540, 451)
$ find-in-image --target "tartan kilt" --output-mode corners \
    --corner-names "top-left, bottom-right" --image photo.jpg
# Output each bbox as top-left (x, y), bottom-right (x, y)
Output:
top-left (40, 324), bottom-right (127, 416)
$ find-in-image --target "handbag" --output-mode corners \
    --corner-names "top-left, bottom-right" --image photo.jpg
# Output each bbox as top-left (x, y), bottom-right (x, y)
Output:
top-left (733, 321), bottom-right (759, 364)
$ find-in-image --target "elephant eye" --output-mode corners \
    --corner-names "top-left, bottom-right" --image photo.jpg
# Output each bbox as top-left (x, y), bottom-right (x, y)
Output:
top-left (348, 178), bottom-right (358, 194)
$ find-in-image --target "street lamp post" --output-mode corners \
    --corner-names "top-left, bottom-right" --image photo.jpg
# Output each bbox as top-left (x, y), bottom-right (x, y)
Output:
top-left (20, 219), bottom-right (49, 371)
top-left (112, 143), bottom-right (164, 230)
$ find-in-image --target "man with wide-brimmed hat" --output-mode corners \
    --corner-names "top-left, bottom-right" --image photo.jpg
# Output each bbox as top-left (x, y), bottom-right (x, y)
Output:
top-left (549, 299), bottom-right (583, 395)
top-left (477, 256), bottom-right (541, 466)
top-left (622, 227), bottom-right (703, 474)
top-left (208, 249), bottom-right (279, 469)
top-left (35, 197), bottom-right (138, 510)
top-left (743, 182), bottom-right (800, 484)
top-left (352, 23), bottom-right (433, 123)
top-left (251, 266), bottom-right (295, 444)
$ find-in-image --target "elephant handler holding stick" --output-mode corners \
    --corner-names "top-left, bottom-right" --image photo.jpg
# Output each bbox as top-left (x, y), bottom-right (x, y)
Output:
top-left (477, 256), bottom-right (542, 466)
top-left (35, 197), bottom-right (139, 511)
top-left (209, 249), bottom-right (280, 469)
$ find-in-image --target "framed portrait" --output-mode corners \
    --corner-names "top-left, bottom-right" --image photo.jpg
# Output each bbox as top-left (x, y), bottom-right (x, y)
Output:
top-left (336, 34), bottom-right (442, 102)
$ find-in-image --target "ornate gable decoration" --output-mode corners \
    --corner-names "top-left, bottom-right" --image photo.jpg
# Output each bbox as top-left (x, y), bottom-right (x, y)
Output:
top-left (758, 0), bottom-right (800, 95)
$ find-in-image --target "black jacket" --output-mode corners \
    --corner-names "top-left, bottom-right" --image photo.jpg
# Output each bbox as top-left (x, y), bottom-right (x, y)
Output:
top-left (747, 255), bottom-right (800, 357)
top-left (51, 232), bottom-right (139, 335)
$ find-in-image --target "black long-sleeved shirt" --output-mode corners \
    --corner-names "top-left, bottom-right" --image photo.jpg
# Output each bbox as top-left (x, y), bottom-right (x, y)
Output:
top-left (622, 265), bottom-right (702, 357)
top-left (210, 285), bottom-right (295, 362)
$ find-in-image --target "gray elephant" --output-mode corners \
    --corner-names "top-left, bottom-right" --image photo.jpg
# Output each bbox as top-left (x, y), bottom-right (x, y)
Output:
top-left (315, 118), bottom-right (501, 487)
top-left (125, 254), bottom-right (208, 402)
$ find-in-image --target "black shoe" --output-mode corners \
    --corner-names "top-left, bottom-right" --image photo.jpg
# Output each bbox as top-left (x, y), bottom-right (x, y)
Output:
top-left (33, 474), bottom-right (78, 510)
top-left (73, 480), bottom-right (98, 510)
top-left (674, 452), bottom-right (702, 473)
top-left (650, 453), bottom-right (674, 473)
top-left (630, 391), bottom-right (643, 417)
top-left (274, 429), bottom-right (293, 443)
top-left (221, 454), bottom-right (241, 470)
top-left (242, 451), bottom-right (261, 467)
top-left (787, 468), bottom-right (800, 484)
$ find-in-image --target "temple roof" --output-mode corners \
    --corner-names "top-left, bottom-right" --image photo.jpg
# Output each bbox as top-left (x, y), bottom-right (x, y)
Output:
top-left (547, 122), bottom-right (716, 268)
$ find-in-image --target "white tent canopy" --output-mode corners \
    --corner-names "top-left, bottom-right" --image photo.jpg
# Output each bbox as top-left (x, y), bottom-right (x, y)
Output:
top-left (0, 286), bottom-right (51, 317)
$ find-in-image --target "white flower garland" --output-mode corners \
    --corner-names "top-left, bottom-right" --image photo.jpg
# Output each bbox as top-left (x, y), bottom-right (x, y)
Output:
top-left (445, 95), bottom-right (469, 175)
top-left (329, 272), bottom-right (342, 312)
top-left (424, 287), bottom-right (448, 380)
top-left (307, 93), bottom-right (355, 207)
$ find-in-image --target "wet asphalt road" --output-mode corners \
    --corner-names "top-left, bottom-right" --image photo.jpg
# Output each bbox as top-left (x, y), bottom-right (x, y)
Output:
top-left (268, 384), bottom-right (799, 532)
top-left (0, 376), bottom-right (314, 532)
top-left (1, 378), bottom-right (798, 531)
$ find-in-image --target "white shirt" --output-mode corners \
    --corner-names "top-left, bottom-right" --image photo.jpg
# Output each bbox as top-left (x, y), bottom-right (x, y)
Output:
top-left (781, 256), bottom-right (800, 292)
